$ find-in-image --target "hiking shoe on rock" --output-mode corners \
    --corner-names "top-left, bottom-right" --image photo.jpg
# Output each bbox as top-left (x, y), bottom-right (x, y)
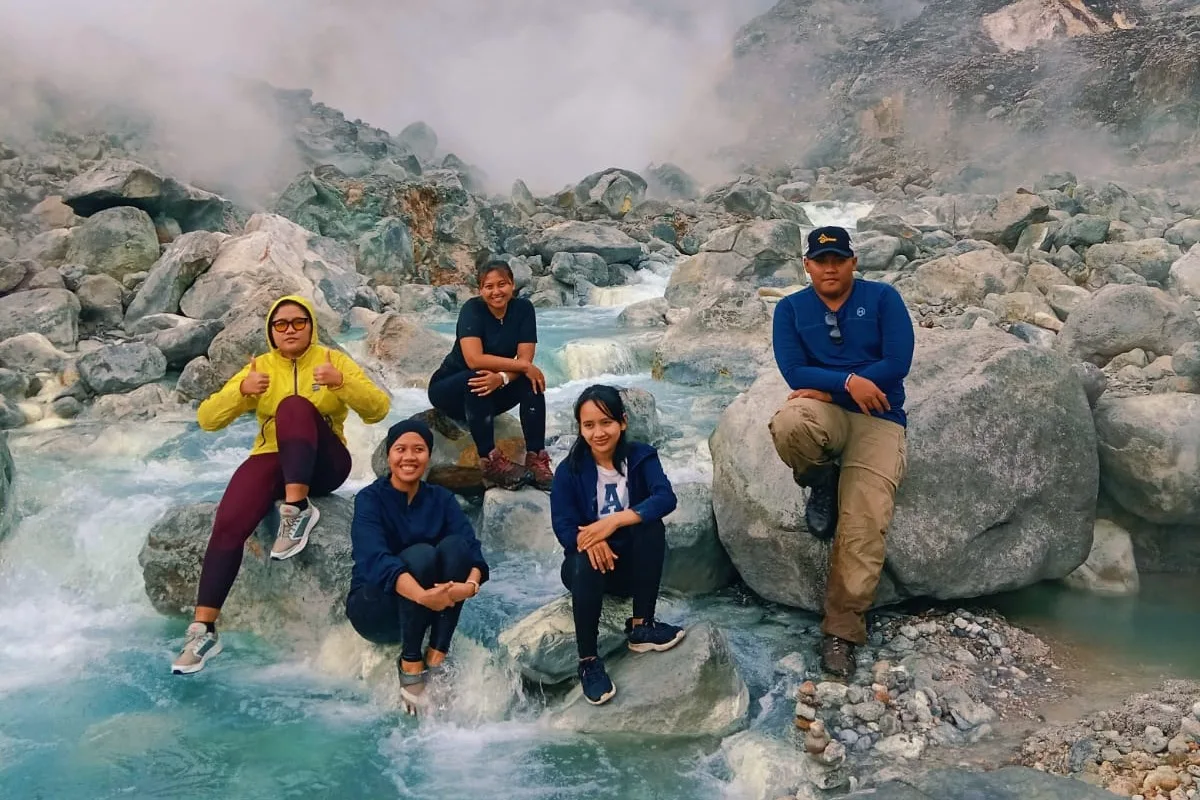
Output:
top-left (480, 448), bottom-right (528, 490)
top-left (820, 634), bottom-right (856, 681)
top-left (626, 618), bottom-right (686, 653)
top-left (397, 660), bottom-right (429, 716)
top-left (271, 501), bottom-right (319, 561)
top-left (525, 450), bottom-right (554, 491)
top-left (802, 464), bottom-right (839, 540)
top-left (171, 622), bottom-right (222, 675)
top-left (579, 657), bottom-right (616, 705)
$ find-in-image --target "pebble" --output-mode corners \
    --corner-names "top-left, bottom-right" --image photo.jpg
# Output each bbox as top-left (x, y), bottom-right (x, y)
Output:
top-left (988, 632), bottom-right (1005, 648)
top-left (852, 736), bottom-right (874, 754)
top-left (854, 701), bottom-right (886, 723)
top-left (954, 647), bottom-right (977, 665)
top-left (838, 729), bottom-right (860, 746)
top-left (1193, 701), bottom-right (1200, 721)
top-left (1144, 725), bottom-right (1169, 754)
top-left (899, 624), bottom-right (919, 640)
top-left (796, 702), bottom-right (817, 721)
top-left (916, 621), bottom-right (938, 636)
top-left (891, 635), bottom-right (915, 653)
top-left (816, 682), bottom-right (849, 707)
top-left (953, 617), bottom-right (969, 630)
top-left (775, 652), bottom-right (807, 677)
top-left (846, 686), bottom-right (865, 704)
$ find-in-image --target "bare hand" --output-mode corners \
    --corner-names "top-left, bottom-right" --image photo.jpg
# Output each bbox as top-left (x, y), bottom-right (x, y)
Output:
top-left (468, 370), bottom-right (504, 397)
top-left (846, 375), bottom-right (890, 416)
top-left (586, 541), bottom-right (618, 574)
top-left (420, 584), bottom-right (456, 612)
top-left (524, 363), bottom-right (546, 393)
top-left (313, 349), bottom-right (343, 388)
top-left (788, 388), bottom-right (833, 403)
top-left (577, 518), bottom-right (620, 551)
top-left (442, 581), bottom-right (475, 603)
top-left (240, 356), bottom-right (270, 396)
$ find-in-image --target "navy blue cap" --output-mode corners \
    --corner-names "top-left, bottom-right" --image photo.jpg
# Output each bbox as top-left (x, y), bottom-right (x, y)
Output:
top-left (805, 226), bottom-right (855, 258)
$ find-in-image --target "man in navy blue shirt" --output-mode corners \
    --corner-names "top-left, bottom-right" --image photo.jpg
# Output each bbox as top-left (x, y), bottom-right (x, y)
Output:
top-left (769, 226), bottom-right (914, 680)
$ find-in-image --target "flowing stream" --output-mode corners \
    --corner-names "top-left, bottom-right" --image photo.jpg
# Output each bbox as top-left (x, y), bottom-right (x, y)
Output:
top-left (1, 202), bottom-right (1198, 798)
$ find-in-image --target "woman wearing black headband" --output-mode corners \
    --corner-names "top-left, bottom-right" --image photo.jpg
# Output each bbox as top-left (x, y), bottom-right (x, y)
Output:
top-left (345, 419), bottom-right (490, 713)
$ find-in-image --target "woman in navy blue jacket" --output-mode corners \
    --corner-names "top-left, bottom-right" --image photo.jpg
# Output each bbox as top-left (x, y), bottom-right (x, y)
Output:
top-left (550, 384), bottom-right (686, 706)
top-left (346, 419), bottom-right (490, 714)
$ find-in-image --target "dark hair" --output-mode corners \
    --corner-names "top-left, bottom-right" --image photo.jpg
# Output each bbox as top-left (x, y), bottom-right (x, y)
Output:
top-left (477, 258), bottom-right (514, 286)
top-left (568, 384), bottom-right (630, 474)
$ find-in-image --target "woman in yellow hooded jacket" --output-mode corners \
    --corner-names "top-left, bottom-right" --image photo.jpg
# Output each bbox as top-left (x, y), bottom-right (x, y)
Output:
top-left (172, 295), bottom-right (391, 675)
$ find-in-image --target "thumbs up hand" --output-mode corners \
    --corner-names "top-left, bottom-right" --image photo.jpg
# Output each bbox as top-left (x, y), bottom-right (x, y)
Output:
top-left (313, 349), bottom-right (343, 389)
top-left (241, 356), bottom-right (270, 396)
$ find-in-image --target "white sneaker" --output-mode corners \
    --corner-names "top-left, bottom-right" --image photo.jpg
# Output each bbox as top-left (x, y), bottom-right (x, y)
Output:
top-left (271, 501), bottom-right (319, 561)
top-left (171, 622), bottom-right (222, 675)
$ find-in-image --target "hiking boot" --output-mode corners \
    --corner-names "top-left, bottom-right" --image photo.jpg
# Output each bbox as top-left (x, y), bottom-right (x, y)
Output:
top-left (801, 464), bottom-right (839, 540)
top-left (525, 450), bottom-right (554, 491)
top-left (625, 617), bottom-right (687, 653)
top-left (480, 448), bottom-right (528, 490)
top-left (171, 622), bottom-right (222, 675)
top-left (579, 657), bottom-right (616, 706)
top-left (820, 634), bottom-right (856, 681)
top-left (271, 501), bottom-right (320, 560)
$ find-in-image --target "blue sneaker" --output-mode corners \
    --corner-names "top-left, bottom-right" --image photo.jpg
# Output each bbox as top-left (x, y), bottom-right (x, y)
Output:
top-left (578, 657), bottom-right (616, 706)
top-left (625, 617), bottom-right (686, 653)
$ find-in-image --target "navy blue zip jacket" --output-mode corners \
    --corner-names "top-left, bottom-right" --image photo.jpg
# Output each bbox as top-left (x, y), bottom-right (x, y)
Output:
top-left (349, 477), bottom-right (490, 595)
top-left (550, 441), bottom-right (678, 556)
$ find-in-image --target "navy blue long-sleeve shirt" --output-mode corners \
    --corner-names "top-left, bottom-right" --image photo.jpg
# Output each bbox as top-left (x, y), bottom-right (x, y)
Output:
top-left (349, 477), bottom-right (490, 595)
top-left (772, 279), bottom-right (915, 427)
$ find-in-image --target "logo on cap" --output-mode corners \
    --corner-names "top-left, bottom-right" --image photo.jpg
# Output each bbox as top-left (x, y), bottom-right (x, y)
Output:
top-left (817, 234), bottom-right (837, 244)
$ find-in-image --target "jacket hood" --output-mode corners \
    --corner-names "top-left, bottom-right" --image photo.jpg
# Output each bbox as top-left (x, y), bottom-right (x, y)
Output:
top-left (265, 295), bottom-right (320, 352)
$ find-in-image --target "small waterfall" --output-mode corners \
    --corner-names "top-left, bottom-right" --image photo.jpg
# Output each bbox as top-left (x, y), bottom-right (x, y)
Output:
top-left (588, 262), bottom-right (674, 307)
top-left (559, 338), bottom-right (640, 381)
top-left (800, 200), bottom-right (875, 229)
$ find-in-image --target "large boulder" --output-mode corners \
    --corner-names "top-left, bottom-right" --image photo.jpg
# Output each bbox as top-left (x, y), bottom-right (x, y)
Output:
top-left (63, 206), bottom-right (160, 280)
top-left (206, 311), bottom-right (267, 381)
top-left (63, 159), bottom-right (229, 232)
top-left (138, 497), bottom-right (355, 648)
top-left (662, 482), bottom-right (736, 594)
top-left (665, 220), bottom-right (804, 308)
top-left (1084, 238), bottom-right (1182, 284)
top-left (1165, 218), bottom-right (1200, 251)
top-left (361, 311), bottom-right (452, 388)
top-left (654, 286), bottom-right (773, 390)
top-left (1095, 394), bottom-right (1200, 526)
top-left (0, 434), bottom-right (13, 543)
top-left (180, 214), bottom-right (360, 324)
top-left (1169, 244), bottom-right (1200, 300)
top-left (75, 275), bottom-right (125, 331)
top-left (1062, 519), bottom-right (1139, 597)
top-left (1052, 214), bottom-right (1111, 250)
top-left (545, 622), bottom-right (749, 737)
top-left (711, 328), bottom-right (1098, 611)
top-left (479, 488), bottom-right (558, 554)
top-left (895, 248), bottom-right (1025, 306)
top-left (497, 594), bottom-right (632, 685)
top-left (1054, 285), bottom-right (1200, 366)
top-left (136, 316), bottom-right (224, 369)
top-left (569, 168), bottom-right (648, 218)
top-left (17, 229), bottom-right (72, 267)
top-left (537, 221), bottom-right (643, 265)
top-left (0, 333), bottom-right (70, 373)
top-left (967, 191), bottom-right (1050, 250)
top-left (0, 289), bottom-right (80, 347)
top-left (77, 342), bottom-right (168, 395)
top-left (124, 231), bottom-right (226, 326)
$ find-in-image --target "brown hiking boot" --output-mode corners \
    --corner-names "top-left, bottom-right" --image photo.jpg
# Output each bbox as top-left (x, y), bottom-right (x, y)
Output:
top-left (480, 448), bottom-right (529, 490)
top-left (820, 634), bottom-right (856, 681)
top-left (525, 450), bottom-right (553, 491)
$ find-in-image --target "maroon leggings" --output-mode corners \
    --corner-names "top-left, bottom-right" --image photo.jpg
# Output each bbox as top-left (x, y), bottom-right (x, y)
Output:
top-left (196, 396), bottom-right (352, 609)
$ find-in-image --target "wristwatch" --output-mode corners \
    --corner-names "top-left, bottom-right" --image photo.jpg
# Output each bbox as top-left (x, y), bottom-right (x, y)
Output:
top-left (466, 579), bottom-right (480, 596)
top-left (500, 372), bottom-right (510, 386)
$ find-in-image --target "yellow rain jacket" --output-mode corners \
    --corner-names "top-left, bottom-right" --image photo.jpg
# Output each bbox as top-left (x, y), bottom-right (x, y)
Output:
top-left (197, 295), bottom-right (391, 455)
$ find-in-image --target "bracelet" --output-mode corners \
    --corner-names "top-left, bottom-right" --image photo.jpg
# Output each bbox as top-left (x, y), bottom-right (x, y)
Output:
top-left (844, 373), bottom-right (856, 390)
top-left (500, 372), bottom-right (509, 386)
top-left (466, 579), bottom-right (480, 596)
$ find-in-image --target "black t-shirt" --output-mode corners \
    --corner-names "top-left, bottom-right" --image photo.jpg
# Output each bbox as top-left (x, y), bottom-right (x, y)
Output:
top-left (434, 296), bottom-right (538, 379)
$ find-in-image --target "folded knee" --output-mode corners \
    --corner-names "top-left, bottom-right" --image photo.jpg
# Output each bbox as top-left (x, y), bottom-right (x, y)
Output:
top-left (401, 543), bottom-right (437, 584)
top-left (275, 395), bottom-right (317, 421)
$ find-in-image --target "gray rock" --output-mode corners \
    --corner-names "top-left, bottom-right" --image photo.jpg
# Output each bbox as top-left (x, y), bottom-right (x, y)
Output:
top-left (550, 252), bottom-right (610, 288)
top-left (619, 386), bottom-right (662, 445)
top-left (1085, 238), bottom-right (1182, 284)
top-left (1053, 215), bottom-right (1111, 250)
top-left (63, 207), bottom-right (160, 281)
top-left (397, 121), bottom-right (438, 161)
top-left (1175, 342), bottom-right (1200, 378)
top-left (497, 594), bottom-right (631, 685)
top-left (662, 482), bottom-right (736, 594)
top-left (0, 235), bottom-right (16, 262)
top-left (1046, 284), bottom-right (1092, 320)
top-left (1143, 725), bottom-right (1169, 754)
top-left (645, 163), bottom-right (698, 200)
top-left (0, 261), bottom-right (27, 294)
top-left (63, 158), bottom-right (228, 231)
top-left (538, 221), bottom-right (643, 265)
top-left (51, 396), bottom-right (83, 419)
top-left (0, 434), bottom-right (12, 541)
top-left (362, 311), bottom-right (451, 389)
top-left (17, 229), bottom-right (72, 268)
top-left (895, 248), bottom-right (1024, 306)
top-left (545, 622), bottom-right (749, 737)
top-left (618, 297), bottom-right (668, 328)
top-left (1095, 394), bottom-right (1200, 526)
top-left (91, 383), bottom-right (180, 421)
top-left (720, 731), bottom-right (816, 800)
top-left (355, 217), bottom-right (416, 286)
top-left (22, 268), bottom-right (67, 291)
top-left (711, 328), bottom-right (1098, 610)
top-left (138, 498), bottom-right (355, 647)
top-left (379, 283), bottom-right (453, 316)
top-left (1165, 218), bottom-right (1200, 250)
top-left (76, 274), bottom-right (124, 330)
top-left (655, 286), bottom-right (773, 390)
top-left (1170, 244), bottom-right (1200, 299)
top-left (968, 192), bottom-right (1050, 249)
top-left (0, 333), bottom-right (71, 373)
top-left (77, 342), bottom-right (167, 395)
top-left (0, 399), bottom-right (24, 430)
top-left (176, 356), bottom-right (225, 401)
top-left (1062, 519), bottom-right (1139, 596)
top-left (1055, 285), bottom-right (1200, 366)
top-left (479, 488), bottom-right (557, 553)
top-left (861, 766), bottom-right (1122, 799)
top-left (140, 317), bottom-right (224, 369)
top-left (124, 231), bottom-right (225, 325)
top-left (0, 368), bottom-right (29, 401)
top-left (511, 179), bottom-right (538, 216)
top-left (206, 312), bottom-right (270, 381)
top-left (573, 168), bottom-right (647, 218)
top-left (0, 288), bottom-right (80, 346)
top-left (1006, 321), bottom-right (1058, 350)
top-left (1070, 362), bottom-right (1108, 408)
top-left (855, 235), bottom-right (905, 271)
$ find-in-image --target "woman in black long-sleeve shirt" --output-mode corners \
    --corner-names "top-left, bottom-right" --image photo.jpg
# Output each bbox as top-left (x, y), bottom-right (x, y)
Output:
top-left (346, 419), bottom-right (489, 714)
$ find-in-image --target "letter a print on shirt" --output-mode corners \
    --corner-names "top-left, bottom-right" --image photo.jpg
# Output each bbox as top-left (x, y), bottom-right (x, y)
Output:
top-left (600, 483), bottom-right (624, 515)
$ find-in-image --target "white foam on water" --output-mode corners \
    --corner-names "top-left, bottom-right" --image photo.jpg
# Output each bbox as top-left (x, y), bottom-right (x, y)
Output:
top-left (559, 338), bottom-right (639, 381)
top-left (799, 200), bottom-right (875, 230)
top-left (588, 263), bottom-right (674, 307)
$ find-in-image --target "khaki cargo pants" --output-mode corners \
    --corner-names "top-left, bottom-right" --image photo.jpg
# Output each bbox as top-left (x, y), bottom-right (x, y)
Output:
top-left (768, 398), bottom-right (907, 645)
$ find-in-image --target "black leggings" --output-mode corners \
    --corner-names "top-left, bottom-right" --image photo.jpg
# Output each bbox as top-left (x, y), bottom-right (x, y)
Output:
top-left (560, 525), bottom-right (667, 660)
top-left (427, 369), bottom-right (546, 457)
top-left (344, 536), bottom-right (474, 663)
